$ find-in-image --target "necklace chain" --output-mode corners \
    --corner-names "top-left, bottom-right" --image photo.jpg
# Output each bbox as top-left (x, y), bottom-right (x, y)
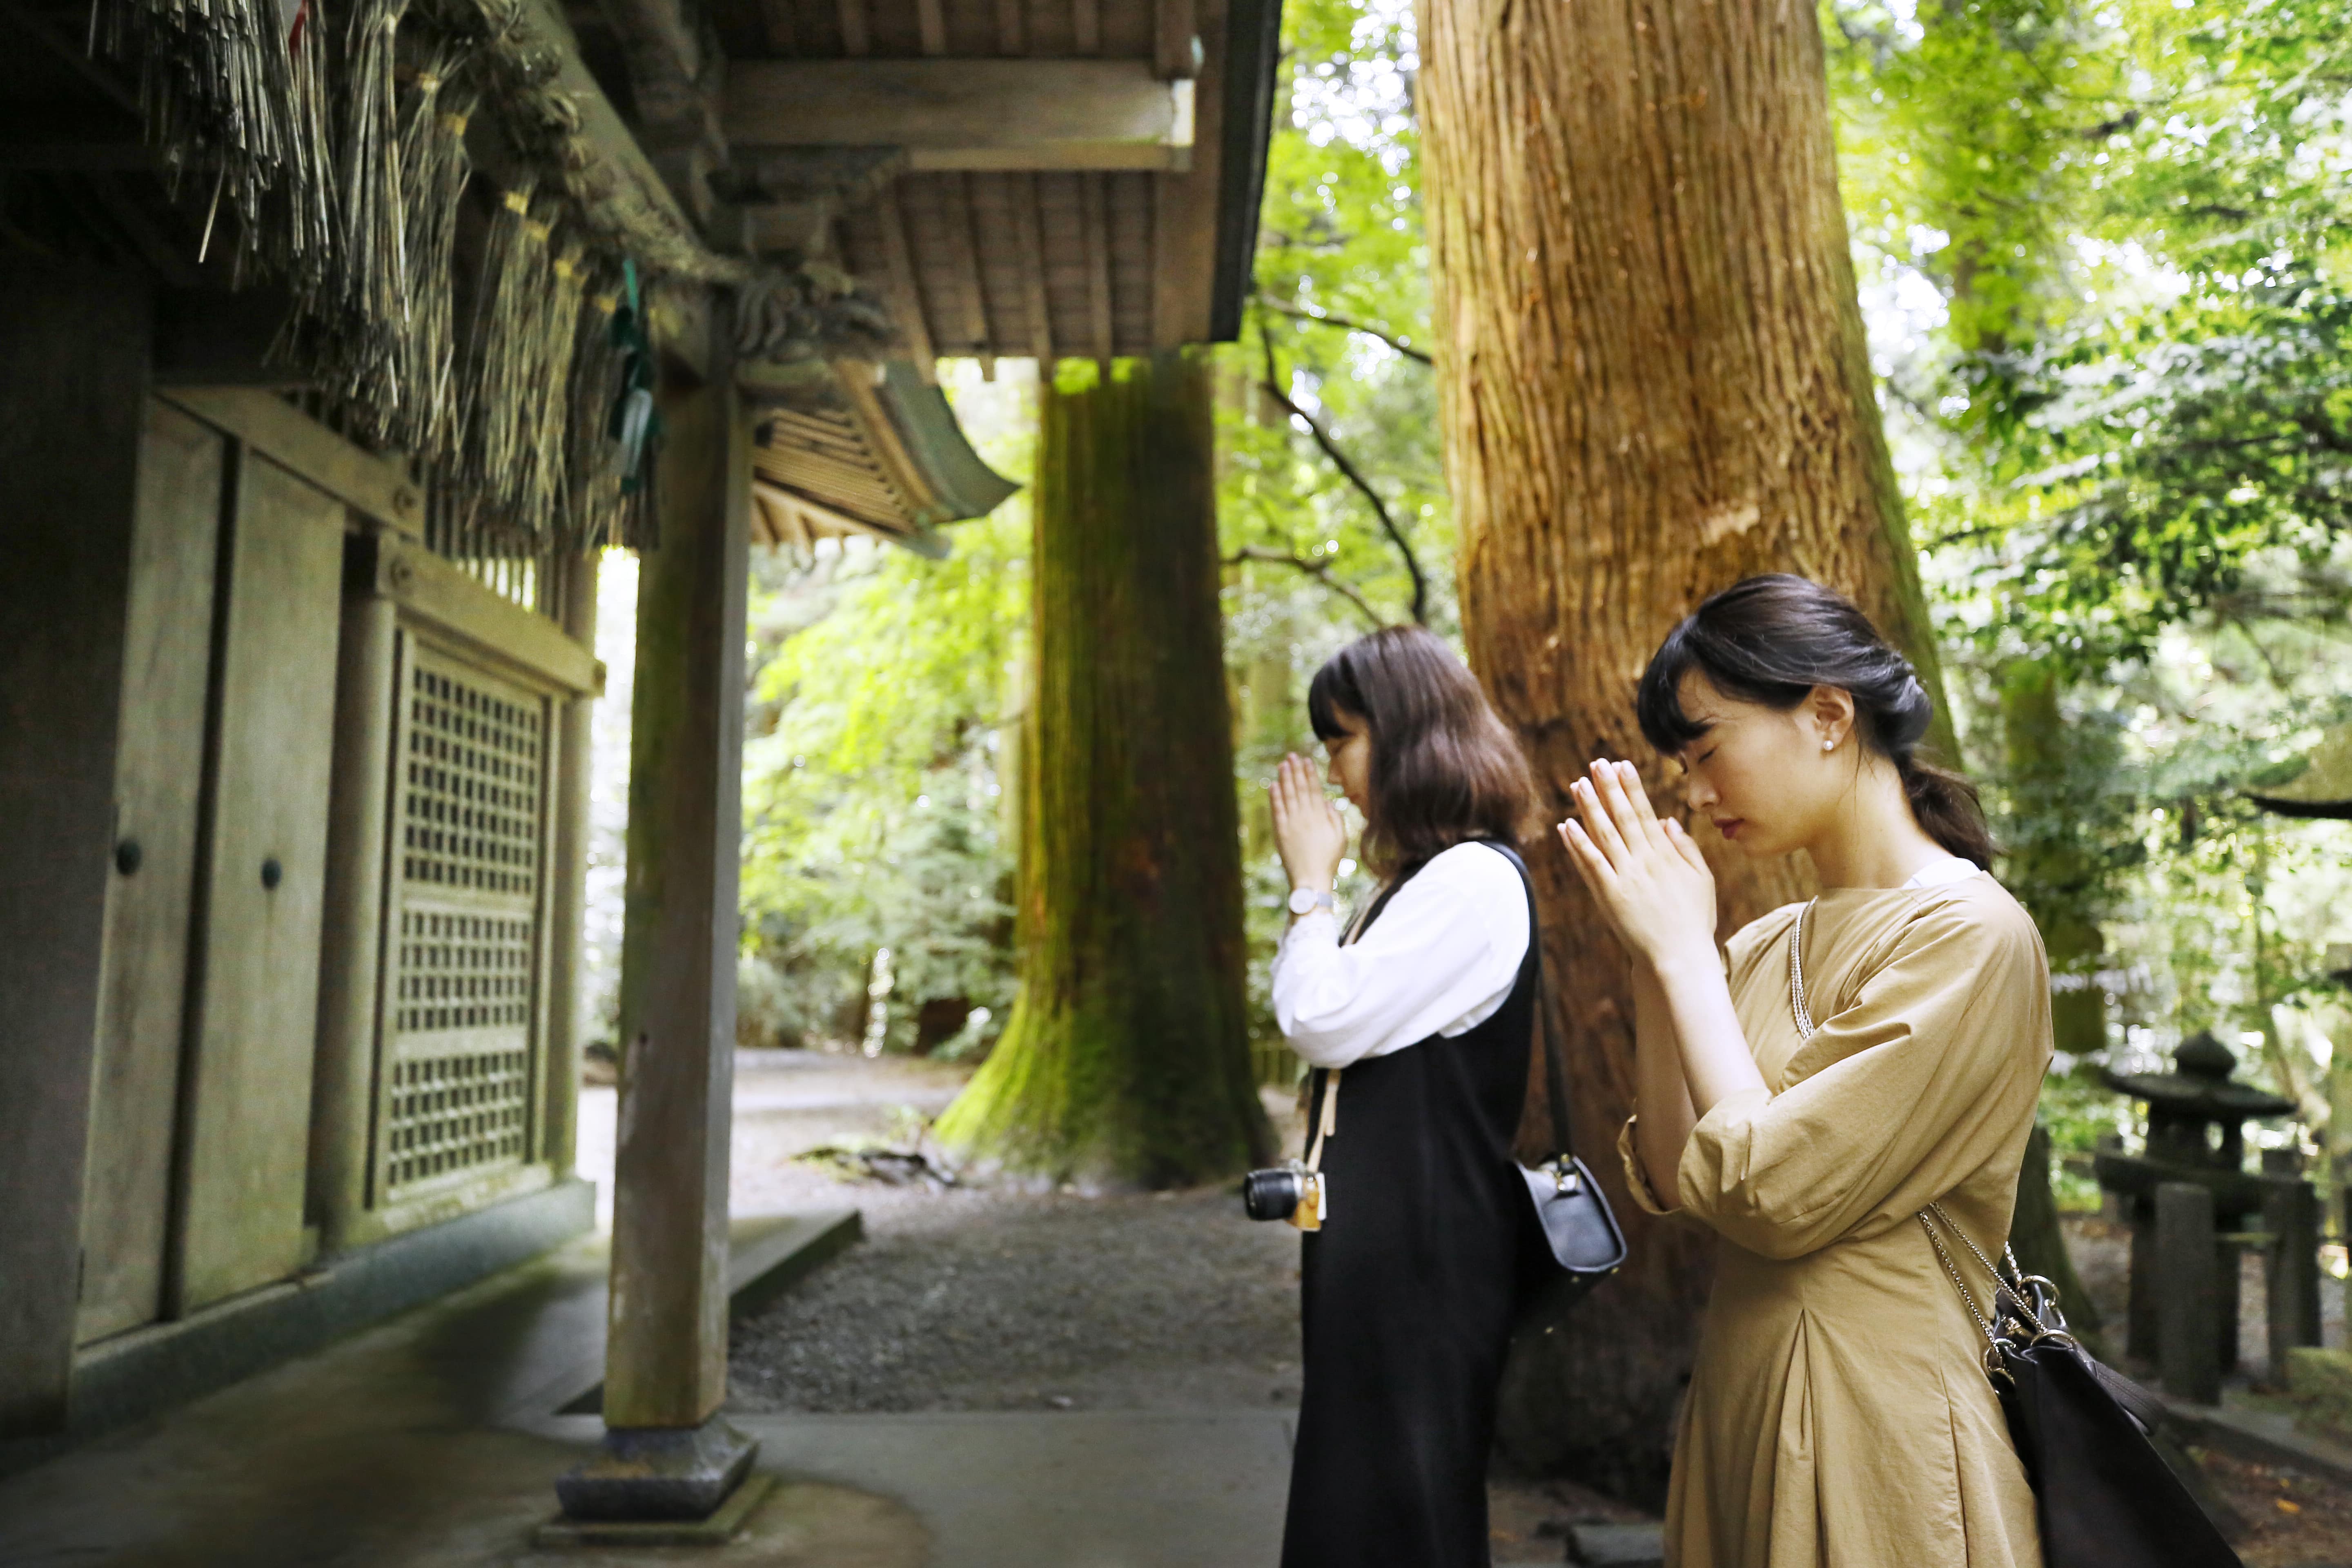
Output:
top-left (1786, 900), bottom-right (1818, 1038)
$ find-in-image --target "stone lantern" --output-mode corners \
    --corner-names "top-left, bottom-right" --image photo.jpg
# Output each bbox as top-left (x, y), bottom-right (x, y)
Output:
top-left (2094, 1032), bottom-right (2307, 1396)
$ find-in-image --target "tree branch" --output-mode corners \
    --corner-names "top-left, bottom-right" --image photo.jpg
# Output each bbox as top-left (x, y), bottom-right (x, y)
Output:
top-left (1252, 328), bottom-right (1430, 624)
top-left (1254, 294), bottom-right (1434, 365)
top-left (1225, 546), bottom-right (1385, 628)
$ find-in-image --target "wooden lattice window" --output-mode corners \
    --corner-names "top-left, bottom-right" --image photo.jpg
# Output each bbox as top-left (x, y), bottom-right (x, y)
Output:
top-left (400, 666), bottom-right (542, 895)
top-left (380, 646), bottom-right (549, 1201)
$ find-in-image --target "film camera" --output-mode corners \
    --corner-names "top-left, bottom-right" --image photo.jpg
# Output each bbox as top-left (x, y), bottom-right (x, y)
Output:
top-left (1241, 1160), bottom-right (1327, 1230)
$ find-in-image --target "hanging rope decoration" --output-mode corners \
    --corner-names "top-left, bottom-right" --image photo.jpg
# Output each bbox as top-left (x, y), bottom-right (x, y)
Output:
top-left (94, 0), bottom-right (897, 553)
top-left (461, 181), bottom-right (551, 515)
top-left (562, 278), bottom-right (635, 548)
top-left (95, 0), bottom-right (339, 281)
top-left (330, 0), bottom-right (411, 412)
top-left (388, 54), bottom-right (474, 461)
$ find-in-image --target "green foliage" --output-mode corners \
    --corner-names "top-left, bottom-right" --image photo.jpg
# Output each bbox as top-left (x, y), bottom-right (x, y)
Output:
top-left (735, 371), bottom-right (1033, 1054)
top-left (1828, 0), bottom-right (2352, 1184)
top-left (1219, 0), bottom-right (1454, 1061)
top-left (1222, 0), bottom-right (1449, 639)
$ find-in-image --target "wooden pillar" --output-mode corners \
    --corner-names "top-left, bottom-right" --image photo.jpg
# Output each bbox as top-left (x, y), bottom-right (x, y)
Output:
top-left (0, 257), bottom-right (150, 1437)
top-left (309, 569), bottom-right (399, 1251)
top-left (2158, 1182), bottom-right (2222, 1405)
top-left (542, 548), bottom-right (601, 1178)
top-left (556, 340), bottom-right (755, 1521)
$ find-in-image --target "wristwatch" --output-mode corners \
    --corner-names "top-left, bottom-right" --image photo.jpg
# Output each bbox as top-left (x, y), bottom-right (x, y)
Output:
top-left (1287, 886), bottom-right (1335, 917)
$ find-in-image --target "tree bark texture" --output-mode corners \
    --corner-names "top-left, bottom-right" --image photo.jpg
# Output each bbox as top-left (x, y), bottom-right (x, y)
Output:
top-left (1417, 0), bottom-right (1950, 1499)
top-left (934, 352), bottom-right (1272, 1188)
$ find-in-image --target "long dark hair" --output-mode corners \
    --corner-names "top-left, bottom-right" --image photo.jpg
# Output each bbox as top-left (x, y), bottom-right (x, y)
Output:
top-left (1307, 626), bottom-right (1537, 874)
top-left (1634, 574), bottom-right (1996, 869)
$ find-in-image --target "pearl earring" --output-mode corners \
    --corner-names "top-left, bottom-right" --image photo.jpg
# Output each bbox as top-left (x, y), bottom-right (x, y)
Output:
top-left (1822, 739), bottom-right (1834, 751)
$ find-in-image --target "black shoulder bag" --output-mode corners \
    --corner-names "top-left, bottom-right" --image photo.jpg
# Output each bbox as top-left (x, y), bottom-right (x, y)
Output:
top-left (1788, 900), bottom-right (2241, 1568)
top-left (1518, 950), bottom-right (1628, 1300)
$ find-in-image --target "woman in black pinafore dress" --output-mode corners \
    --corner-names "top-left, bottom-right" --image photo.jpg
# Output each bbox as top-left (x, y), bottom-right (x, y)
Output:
top-left (1266, 626), bottom-right (1543, 1568)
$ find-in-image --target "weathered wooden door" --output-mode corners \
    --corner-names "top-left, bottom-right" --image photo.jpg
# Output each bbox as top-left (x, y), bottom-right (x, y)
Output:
top-left (75, 401), bottom-right (224, 1344)
top-left (170, 448), bottom-right (347, 1312)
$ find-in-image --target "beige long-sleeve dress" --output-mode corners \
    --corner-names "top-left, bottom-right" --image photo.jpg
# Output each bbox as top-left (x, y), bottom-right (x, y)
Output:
top-left (1617, 873), bottom-right (2050, 1568)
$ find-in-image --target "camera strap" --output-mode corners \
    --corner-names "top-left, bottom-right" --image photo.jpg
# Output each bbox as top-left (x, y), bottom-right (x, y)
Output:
top-left (1303, 1069), bottom-right (1340, 1174)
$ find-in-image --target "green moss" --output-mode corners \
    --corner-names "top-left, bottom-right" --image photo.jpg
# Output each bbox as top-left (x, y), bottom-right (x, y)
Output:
top-left (933, 351), bottom-right (1273, 1189)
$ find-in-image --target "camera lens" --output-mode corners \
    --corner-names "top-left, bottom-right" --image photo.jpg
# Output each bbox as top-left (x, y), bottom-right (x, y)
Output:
top-left (1242, 1167), bottom-right (1303, 1222)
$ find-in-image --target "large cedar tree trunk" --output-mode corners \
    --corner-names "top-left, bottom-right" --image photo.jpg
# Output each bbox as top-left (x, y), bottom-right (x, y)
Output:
top-left (1418, 0), bottom-right (1951, 1499)
top-left (934, 353), bottom-right (1272, 1188)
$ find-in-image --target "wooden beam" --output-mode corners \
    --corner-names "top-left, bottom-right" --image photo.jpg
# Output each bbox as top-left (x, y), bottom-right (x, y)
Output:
top-left (1071, 0), bottom-right (1100, 53)
top-left (356, 535), bottom-right (603, 697)
top-left (516, 0), bottom-right (704, 242)
top-left (1152, 0), bottom-right (1224, 343)
top-left (874, 187), bottom-right (938, 379)
top-left (160, 389), bottom-right (425, 537)
top-left (992, 0), bottom-right (1023, 52)
top-left (837, 0), bottom-right (870, 53)
top-left (1010, 173), bottom-right (1054, 364)
top-left (725, 60), bottom-right (1194, 172)
top-left (1154, 0), bottom-right (1196, 78)
top-left (914, 0), bottom-right (947, 52)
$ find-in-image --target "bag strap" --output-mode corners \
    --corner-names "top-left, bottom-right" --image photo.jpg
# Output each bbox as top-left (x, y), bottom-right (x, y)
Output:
top-left (1475, 842), bottom-right (1574, 1161)
top-left (1538, 968), bottom-right (1575, 1160)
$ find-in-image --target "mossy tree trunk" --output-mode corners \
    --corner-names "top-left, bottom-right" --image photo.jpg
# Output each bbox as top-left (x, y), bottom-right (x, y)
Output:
top-left (934, 353), bottom-right (1272, 1189)
top-left (1417, 0), bottom-right (1954, 1502)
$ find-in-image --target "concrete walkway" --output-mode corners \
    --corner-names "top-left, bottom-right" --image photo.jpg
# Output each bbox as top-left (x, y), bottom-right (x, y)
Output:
top-left (0, 1221), bottom-right (1292, 1568)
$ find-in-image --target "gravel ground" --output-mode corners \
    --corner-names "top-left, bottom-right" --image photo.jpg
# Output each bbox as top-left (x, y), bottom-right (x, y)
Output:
top-left (710, 1049), bottom-right (1663, 1548)
top-left (602, 1062), bottom-right (2352, 1548)
top-left (730, 1183), bottom-right (1306, 1412)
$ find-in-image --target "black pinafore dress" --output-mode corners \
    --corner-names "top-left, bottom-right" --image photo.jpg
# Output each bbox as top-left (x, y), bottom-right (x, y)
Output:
top-left (1279, 842), bottom-right (1539, 1568)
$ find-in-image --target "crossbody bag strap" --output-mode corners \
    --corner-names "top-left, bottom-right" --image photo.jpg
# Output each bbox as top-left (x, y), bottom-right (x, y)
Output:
top-left (1472, 841), bottom-right (1573, 1160)
top-left (1539, 967), bottom-right (1575, 1158)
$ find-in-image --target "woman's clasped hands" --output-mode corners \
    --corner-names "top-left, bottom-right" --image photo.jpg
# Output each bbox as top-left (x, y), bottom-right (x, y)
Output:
top-left (1269, 751), bottom-right (1348, 895)
top-left (1557, 759), bottom-right (1719, 975)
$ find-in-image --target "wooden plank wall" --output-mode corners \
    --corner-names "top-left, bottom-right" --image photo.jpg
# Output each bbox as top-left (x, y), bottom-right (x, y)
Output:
top-left (0, 255), bottom-right (151, 1437)
top-left (76, 402), bottom-right (224, 1344)
top-left (171, 453), bottom-right (346, 1312)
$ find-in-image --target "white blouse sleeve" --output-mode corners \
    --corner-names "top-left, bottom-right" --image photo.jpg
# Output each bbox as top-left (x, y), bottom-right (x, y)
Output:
top-left (1269, 842), bottom-right (1531, 1070)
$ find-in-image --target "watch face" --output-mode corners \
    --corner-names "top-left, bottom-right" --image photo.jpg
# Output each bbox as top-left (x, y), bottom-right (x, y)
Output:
top-left (1289, 887), bottom-right (1321, 915)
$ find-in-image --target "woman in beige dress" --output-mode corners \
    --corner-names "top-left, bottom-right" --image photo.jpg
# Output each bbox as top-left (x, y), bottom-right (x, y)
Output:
top-left (1557, 575), bottom-right (2047, 1568)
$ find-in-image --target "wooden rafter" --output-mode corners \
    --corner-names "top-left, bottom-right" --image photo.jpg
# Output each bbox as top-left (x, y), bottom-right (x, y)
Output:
top-left (914, 0), bottom-right (947, 51)
top-left (944, 174), bottom-right (993, 353)
top-left (1081, 173), bottom-right (1114, 360)
top-left (836, 0), bottom-right (871, 54)
top-left (875, 186), bottom-right (939, 377)
top-left (1071, 0), bottom-right (1101, 53)
top-left (1010, 173), bottom-right (1054, 364)
top-left (992, 0), bottom-right (1023, 52)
